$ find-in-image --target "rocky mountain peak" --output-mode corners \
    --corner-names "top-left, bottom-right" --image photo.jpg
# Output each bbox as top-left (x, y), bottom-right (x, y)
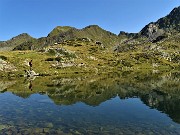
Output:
top-left (139, 6), bottom-right (180, 42)
top-left (169, 6), bottom-right (180, 16)
top-left (155, 6), bottom-right (180, 32)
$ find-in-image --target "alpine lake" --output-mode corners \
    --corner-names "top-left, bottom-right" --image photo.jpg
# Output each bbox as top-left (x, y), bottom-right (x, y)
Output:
top-left (0, 70), bottom-right (180, 135)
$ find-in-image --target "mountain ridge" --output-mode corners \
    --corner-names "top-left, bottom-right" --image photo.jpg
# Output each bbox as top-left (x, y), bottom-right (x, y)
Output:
top-left (12, 25), bottom-right (121, 50)
top-left (0, 6), bottom-right (179, 51)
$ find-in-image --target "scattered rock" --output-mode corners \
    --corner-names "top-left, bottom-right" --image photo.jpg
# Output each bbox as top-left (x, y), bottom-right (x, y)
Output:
top-left (0, 59), bottom-right (17, 72)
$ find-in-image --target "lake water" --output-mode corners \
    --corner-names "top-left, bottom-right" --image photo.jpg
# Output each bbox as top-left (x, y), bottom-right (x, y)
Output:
top-left (0, 71), bottom-right (180, 134)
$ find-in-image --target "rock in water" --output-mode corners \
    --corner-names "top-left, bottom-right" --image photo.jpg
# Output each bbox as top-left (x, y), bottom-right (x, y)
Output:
top-left (24, 70), bottom-right (39, 77)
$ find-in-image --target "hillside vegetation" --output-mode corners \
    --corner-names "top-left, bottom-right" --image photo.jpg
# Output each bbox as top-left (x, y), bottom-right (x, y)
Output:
top-left (0, 33), bottom-right (34, 51)
top-left (0, 6), bottom-right (179, 77)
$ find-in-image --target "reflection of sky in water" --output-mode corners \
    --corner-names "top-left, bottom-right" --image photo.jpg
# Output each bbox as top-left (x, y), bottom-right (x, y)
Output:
top-left (0, 92), bottom-right (180, 134)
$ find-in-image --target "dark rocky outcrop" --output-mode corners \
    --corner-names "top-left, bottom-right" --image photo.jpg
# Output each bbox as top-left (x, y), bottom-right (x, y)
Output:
top-left (118, 31), bottom-right (137, 38)
top-left (140, 23), bottom-right (166, 42)
top-left (139, 6), bottom-right (180, 42)
top-left (156, 6), bottom-right (180, 32)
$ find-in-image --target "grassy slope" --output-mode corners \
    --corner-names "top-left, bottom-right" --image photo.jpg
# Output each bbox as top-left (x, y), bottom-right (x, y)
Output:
top-left (0, 33), bottom-right (34, 51)
top-left (0, 35), bottom-right (179, 78)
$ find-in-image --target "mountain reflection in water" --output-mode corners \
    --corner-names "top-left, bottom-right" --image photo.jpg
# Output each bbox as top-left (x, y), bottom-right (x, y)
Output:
top-left (0, 71), bottom-right (180, 134)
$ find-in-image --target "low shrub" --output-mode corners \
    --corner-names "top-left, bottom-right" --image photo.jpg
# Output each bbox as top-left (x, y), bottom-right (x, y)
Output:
top-left (0, 55), bottom-right (7, 60)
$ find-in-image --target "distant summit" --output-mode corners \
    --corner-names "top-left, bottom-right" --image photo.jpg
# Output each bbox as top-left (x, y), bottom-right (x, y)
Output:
top-left (48, 26), bottom-right (76, 37)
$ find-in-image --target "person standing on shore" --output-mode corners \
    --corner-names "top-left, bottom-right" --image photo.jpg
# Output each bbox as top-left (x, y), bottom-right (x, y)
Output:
top-left (29, 60), bottom-right (33, 71)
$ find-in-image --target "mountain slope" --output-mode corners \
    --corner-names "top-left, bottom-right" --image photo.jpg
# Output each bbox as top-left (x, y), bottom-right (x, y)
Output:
top-left (12, 25), bottom-right (121, 50)
top-left (0, 33), bottom-right (34, 51)
top-left (156, 6), bottom-right (180, 32)
top-left (139, 6), bottom-right (180, 41)
top-left (47, 25), bottom-right (120, 46)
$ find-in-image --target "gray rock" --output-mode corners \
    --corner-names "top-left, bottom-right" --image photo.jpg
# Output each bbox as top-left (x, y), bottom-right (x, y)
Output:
top-left (24, 70), bottom-right (39, 77)
top-left (0, 59), bottom-right (17, 72)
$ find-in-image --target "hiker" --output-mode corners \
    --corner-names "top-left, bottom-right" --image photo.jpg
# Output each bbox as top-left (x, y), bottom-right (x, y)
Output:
top-left (29, 60), bottom-right (33, 71)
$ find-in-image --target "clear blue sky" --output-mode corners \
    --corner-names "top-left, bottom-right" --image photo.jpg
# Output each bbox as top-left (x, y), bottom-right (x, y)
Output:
top-left (0, 0), bottom-right (179, 41)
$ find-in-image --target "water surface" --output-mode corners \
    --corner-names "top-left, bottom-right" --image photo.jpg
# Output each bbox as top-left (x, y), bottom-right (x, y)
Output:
top-left (0, 71), bottom-right (180, 134)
